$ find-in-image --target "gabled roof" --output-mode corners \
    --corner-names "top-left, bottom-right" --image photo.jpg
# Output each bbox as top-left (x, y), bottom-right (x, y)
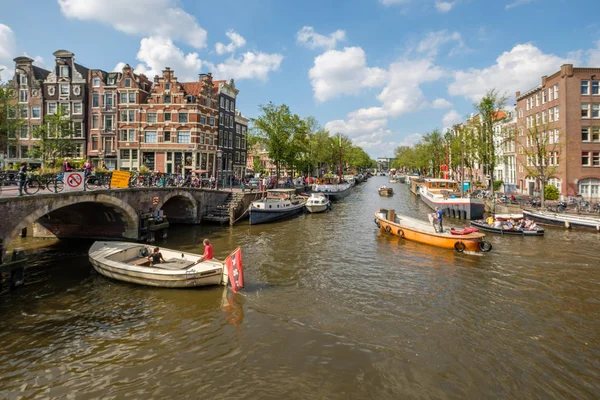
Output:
top-left (32, 65), bottom-right (50, 81)
top-left (181, 82), bottom-right (201, 96)
top-left (74, 62), bottom-right (90, 80)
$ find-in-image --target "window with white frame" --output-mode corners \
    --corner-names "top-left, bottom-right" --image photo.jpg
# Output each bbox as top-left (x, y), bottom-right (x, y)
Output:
top-left (147, 113), bottom-right (157, 123)
top-left (210, 117), bottom-right (215, 126)
top-left (542, 90), bottom-right (546, 103)
top-left (593, 81), bottom-right (599, 95)
top-left (582, 103), bottom-right (590, 118)
top-left (20, 74), bottom-right (28, 85)
top-left (31, 105), bottom-right (40, 119)
top-left (144, 130), bottom-right (157, 143)
top-left (582, 151), bottom-right (591, 166)
top-left (104, 115), bottom-right (114, 131)
top-left (593, 104), bottom-right (600, 118)
top-left (548, 88), bottom-right (553, 101)
top-left (60, 65), bottom-right (69, 77)
top-left (48, 102), bottom-right (57, 115)
top-left (92, 93), bottom-right (99, 108)
top-left (554, 106), bottom-right (559, 120)
top-left (129, 92), bottom-right (135, 103)
top-left (120, 129), bottom-right (135, 141)
top-left (60, 83), bottom-right (69, 95)
top-left (120, 93), bottom-right (127, 104)
top-left (535, 93), bottom-right (540, 106)
top-left (177, 131), bottom-right (191, 144)
top-left (582, 80), bottom-right (590, 95)
top-left (542, 110), bottom-right (546, 123)
top-left (19, 125), bottom-right (28, 139)
top-left (200, 114), bottom-right (206, 125)
top-left (535, 113), bottom-right (540, 125)
top-left (125, 78), bottom-right (131, 88)
top-left (518, 108), bottom-right (523, 118)
top-left (73, 102), bottom-right (82, 114)
top-left (554, 84), bottom-right (558, 98)
top-left (549, 107), bottom-right (554, 122)
top-left (178, 113), bottom-right (188, 123)
top-left (220, 97), bottom-right (224, 108)
top-left (93, 77), bottom-right (101, 87)
top-left (19, 89), bottom-right (28, 103)
top-left (92, 114), bottom-right (99, 129)
top-left (59, 102), bottom-right (69, 115)
top-left (526, 98), bottom-right (530, 110)
top-left (104, 93), bottom-right (114, 107)
top-left (582, 127), bottom-right (590, 141)
top-left (594, 151), bottom-right (600, 167)
top-left (593, 127), bottom-right (600, 142)
top-left (219, 112), bottom-right (223, 125)
top-left (73, 122), bottom-right (83, 138)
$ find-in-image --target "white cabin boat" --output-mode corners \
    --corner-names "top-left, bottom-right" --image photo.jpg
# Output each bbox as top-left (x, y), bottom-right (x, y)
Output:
top-left (88, 241), bottom-right (229, 288)
top-left (305, 192), bottom-right (331, 213)
top-left (416, 178), bottom-right (485, 220)
top-left (313, 176), bottom-right (352, 201)
top-left (249, 189), bottom-right (306, 225)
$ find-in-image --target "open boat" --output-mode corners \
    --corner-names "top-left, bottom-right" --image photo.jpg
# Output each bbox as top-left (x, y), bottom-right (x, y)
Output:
top-left (523, 209), bottom-right (600, 231)
top-left (305, 192), bottom-right (331, 213)
top-left (88, 241), bottom-right (239, 288)
top-left (249, 189), bottom-right (306, 225)
top-left (470, 220), bottom-right (544, 236)
top-left (374, 209), bottom-right (492, 252)
top-left (379, 186), bottom-right (394, 196)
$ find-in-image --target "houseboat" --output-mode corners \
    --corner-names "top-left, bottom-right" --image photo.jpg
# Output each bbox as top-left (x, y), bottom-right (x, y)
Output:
top-left (415, 178), bottom-right (485, 220)
top-left (249, 189), bottom-right (306, 225)
top-left (313, 176), bottom-right (353, 201)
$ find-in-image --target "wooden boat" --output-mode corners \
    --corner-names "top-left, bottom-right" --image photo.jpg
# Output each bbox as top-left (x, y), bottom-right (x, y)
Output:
top-left (249, 189), bottom-right (305, 225)
top-left (523, 209), bottom-right (600, 231)
top-left (416, 178), bottom-right (485, 220)
top-left (374, 209), bottom-right (492, 252)
top-left (305, 192), bottom-right (331, 213)
top-left (88, 241), bottom-right (236, 288)
top-left (470, 220), bottom-right (544, 236)
top-left (313, 176), bottom-right (352, 200)
top-left (379, 186), bottom-right (394, 196)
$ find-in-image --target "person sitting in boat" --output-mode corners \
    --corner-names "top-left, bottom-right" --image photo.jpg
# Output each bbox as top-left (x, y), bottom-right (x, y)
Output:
top-left (505, 219), bottom-right (514, 230)
top-left (148, 247), bottom-right (165, 264)
top-left (486, 215), bottom-right (494, 225)
top-left (528, 221), bottom-right (538, 231)
top-left (197, 239), bottom-right (213, 263)
top-left (524, 219), bottom-right (532, 229)
top-left (493, 219), bottom-right (502, 229)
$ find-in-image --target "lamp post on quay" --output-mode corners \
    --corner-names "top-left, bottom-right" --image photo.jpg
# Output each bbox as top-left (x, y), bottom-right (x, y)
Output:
top-left (216, 149), bottom-right (223, 190)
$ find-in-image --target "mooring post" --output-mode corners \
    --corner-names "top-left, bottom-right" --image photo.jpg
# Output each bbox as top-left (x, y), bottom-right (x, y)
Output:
top-left (10, 248), bottom-right (26, 288)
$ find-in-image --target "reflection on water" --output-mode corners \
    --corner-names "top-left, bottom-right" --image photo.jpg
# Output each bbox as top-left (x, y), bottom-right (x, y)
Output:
top-left (1, 177), bottom-right (599, 399)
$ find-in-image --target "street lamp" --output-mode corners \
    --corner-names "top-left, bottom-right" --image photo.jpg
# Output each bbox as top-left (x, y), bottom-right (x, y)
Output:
top-left (216, 149), bottom-right (222, 190)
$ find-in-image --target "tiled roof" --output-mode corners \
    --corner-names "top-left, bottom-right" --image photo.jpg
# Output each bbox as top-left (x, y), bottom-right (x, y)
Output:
top-left (212, 80), bottom-right (226, 89)
top-left (181, 82), bottom-right (201, 95)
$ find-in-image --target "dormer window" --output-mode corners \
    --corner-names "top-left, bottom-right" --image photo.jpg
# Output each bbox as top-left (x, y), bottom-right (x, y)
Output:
top-left (108, 77), bottom-right (115, 85)
top-left (60, 65), bottom-right (69, 77)
top-left (93, 77), bottom-right (101, 87)
top-left (165, 83), bottom-right (171, 90)
top-left (125, 78), bottom-right (131, 88)
top-left (20, 74), bottom-right (28, 86)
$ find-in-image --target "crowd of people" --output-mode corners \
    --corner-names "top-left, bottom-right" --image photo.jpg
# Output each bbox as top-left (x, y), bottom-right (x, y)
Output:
top-left (485, 216), bottom-right (539, 231)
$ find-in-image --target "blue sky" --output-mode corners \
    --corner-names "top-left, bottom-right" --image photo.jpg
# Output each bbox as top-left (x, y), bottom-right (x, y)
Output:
top-left (1, 0), bottom-right (599, 157)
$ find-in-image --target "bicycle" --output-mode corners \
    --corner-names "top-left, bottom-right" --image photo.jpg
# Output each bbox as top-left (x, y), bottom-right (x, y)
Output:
top-left (46, 173), bottom-right (64, 193)
top-left (15, 175), bottom-right (41, 195)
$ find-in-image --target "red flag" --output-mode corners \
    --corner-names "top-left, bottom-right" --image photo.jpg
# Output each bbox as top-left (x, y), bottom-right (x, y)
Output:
top-left (225, 247), bottom-right (244, 292)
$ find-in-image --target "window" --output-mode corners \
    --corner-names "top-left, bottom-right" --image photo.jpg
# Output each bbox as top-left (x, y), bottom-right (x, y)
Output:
top-left (21, 146), bottom-right (28, 158)
top-left (120, 110), bottom-right (135, 122)
top-left (164, 131), bottom-right (171, 142)
top-left (20, 125), bottom-right (28, 139)
top-left (236, 124), bottom-right (241, 134)
top-left (108, 77), bottom-right (115, 85)
top-left (103, 137), bottom-right (114, 153)
top-left (164, 95), bottom-right (171, 103)
top-left (60, 65), bottom-right (69, 77)
top-left (19, 89), bottom-right (28, 103)
top-left (73, 122), bottom-right (83, 138)
top-left (535, 93), bottom-right (539, 106)
top-left (59, 102), bottom-right (69, 115)
top-left (230, 101), bottom-right (235, 112)
top-left (92, 114), bottom-right (99, 129)
top-left (226, 99), bottom-right (230, 110)
top-left (542, 90), bottom-right (546, 104)
top-left (177, 131), bottom-right (191, 144)
top-left (200, 132), bottom-right (205, 144)
top-left (593, 81), bottom-right (599, 95)
top-left (73, 102), bottom-right (82, 114)
top-left (104, 115), bottom-right (114, 131)
top-left (209, 117), bottom-right (215, 126)
top-left (236, 136), bottom-right (241, 149)
top-left (92, 93), bottom-right (99, 108)
top-left (144, 131), bottom-right (157, 143)
top-left (582, 151), bottom-right (590, 166)
top-left (20, 106), bottom-right (27, 118)
top-left (526, 98), bottom-right (530, 111)
top-left (91, 135), bottom-right (99, 150)
top-left (594, 104), bottom-right (600, 118)
top-left (200, 114), bottom-right (206, 125)
top-left (535, 113), bottom-right (540, 125)
top-left (518, 109), bottom-right (523, 118)
top-left (178, 113), bottom-right (188, 123)
top-left (219, 112), bottom-right (224, 125)
top-left (165, 83), bottom-right (170, 90)
top-left (147, 113), bottom-right (157, 123)
top-left (120, 93), bottom-right (127, 104)
top-left (582, 103), bottom-right (590, 118)
top-left (220, 97), bottom-right (224, 108)
top-left (582, 80), bottom-right (590, 95)
top-left (164, 113), bottom-right (171, 122)
top-left (129, 92), bottom-right (135, 103)
top-left (554, 106), bottom-right (559, 120)
top-left (8, 146), bottom-right (17, 158)
top-left (93, 77), bottom-right (101, 87)
top-left (60, 83), bottom-right (69, 95)
top-left (548, 88), bottom-right (554, 101)
top-left (593, 127), bottom-right (600, 142)
top-left (542, 110), bottom-right (546, 123)
top-left (31, 106), bottom-right (40, 119)
top-left (219, 129), bottom-right (223, 147)
top-left (554, 84), bottom-right (558, 99)
top-left (549, 107), bottom-right (554, 122)
top-left (582, 127), bottom-right (590, 141)
top-left (20, 74), bottom-right (28, 85)
top-left (594, 152), bottom-right (600, 167)
top-left (125, 78), bottom-right (131, 88)
top-left (104, 93), bottom-right (114, 107)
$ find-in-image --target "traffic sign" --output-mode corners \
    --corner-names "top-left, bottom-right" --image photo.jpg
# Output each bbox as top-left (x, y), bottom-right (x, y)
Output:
top-left (64, 172), bottom-right (85, 192)
top-left (110, 170), bottom-right (130, 189)
top-left (152, 196), bottom-right (159, 206)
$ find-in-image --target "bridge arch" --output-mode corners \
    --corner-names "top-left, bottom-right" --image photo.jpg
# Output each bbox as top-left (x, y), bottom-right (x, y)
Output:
top-left (159, 190), bottom-right (199, 223)
top-left (7, 194), bottom-right (139, 246)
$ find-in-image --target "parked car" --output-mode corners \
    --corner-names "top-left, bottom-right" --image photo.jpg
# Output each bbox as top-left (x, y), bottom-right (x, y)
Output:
top-left (248, 178), bottom-right (260, 190)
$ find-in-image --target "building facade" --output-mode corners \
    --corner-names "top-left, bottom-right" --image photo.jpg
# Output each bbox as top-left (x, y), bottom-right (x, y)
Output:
top-left (515, 64), bottom-right (600, 199)
top-left (5, 56), bottom-right (50, 167)
top-left (234, 109), bottom-right (248, 178)
top-left (139, 68), bottom-right (219, 175)
top-left (43, 50), bottom-right (89, 161)
top-left (498, 108), bottom-right (517, 191)
top-left (214, 79), bottom-right (239, 185)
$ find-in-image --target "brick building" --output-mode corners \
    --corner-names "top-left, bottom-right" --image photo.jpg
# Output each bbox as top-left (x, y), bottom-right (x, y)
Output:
top-left (43, 50), bottom-right (89, 161)
top-left (234, 109), bottom-right (248, 178)
top-left (214, 79), bottom-right (238, 185)
top-left (139, 68), bottom-right (219, 175)
top-left (5, 56), bottom-right (50, 167)
top-left (515, 64), bottom-right (600, 199)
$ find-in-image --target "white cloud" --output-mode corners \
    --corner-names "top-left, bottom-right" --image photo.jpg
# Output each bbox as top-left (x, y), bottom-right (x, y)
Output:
top-left (442, 109), bottom-right (462, 131)
top-left (215, 30), bottom-right (246, 55)
top-left (435, 0), bottom-right (455, 12)
top-left (379, 0), bottom-right (411, 5)
top-left (325, 115), bottom-right (388, 138)
top-left (353, 131), bottom-right (423, 158)
top-left (432, 98), bottom-right (453, 109)
top-left (417, 30), bottom-right (463, 56)
top-left (213, 51), bottom-right (283, 81)
top-left (58, 0), bottom-right (208, 48)
top-left (505, 0), bottom-right (534, 10)
top-left (586, 40), bottom-right (600, 67)
top-left (309, 46), bottom-right (387, 102)
top-left (0, 24), bottom-right (16, 77)
top-left (448, 43), bottom-right (578, 102)
top-left (296, 26), bottom-right (346, 50)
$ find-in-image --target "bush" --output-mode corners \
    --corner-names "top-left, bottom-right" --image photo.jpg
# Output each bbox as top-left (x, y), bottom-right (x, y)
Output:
top-left (544, 184), bottom-right (559, 200)
top-left (493, 180), bottom-right (503, 191)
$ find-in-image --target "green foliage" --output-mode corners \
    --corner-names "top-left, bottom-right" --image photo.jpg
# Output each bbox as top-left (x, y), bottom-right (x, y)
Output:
top-left (493, 180), bottom-right (503, 191)
top-left (0, 72), bottom-right (23, 156)
top-left (139, 165), bottom-right (150, 174)
top-left (28, 112), bottom-right (78, 167)
top-left (544, 184), bottom-right (559, 200)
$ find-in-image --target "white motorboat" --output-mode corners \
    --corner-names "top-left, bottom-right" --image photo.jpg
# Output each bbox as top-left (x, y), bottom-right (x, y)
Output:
top-left (416, 178), bottom-right (485, 220)
top-left (88, 241), bottom-right (234, 288)
top-left (305, 192), bottom-right (331, 213)
top-left (313, 176), bottom-right (352, 201)
top-left (389, 178), bottom-right (398, 184)
top-left (249, 189), bottom-right (306, 225)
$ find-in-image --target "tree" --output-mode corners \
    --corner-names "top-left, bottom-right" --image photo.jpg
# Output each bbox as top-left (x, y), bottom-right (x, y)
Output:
top-left (0, 69), bottom-right (23, 165)
top-left (422, 129), bottom-right (446, 177)
top-left (29, 111), bottom-right (78, 167)
top-left (473, 89), bottom-right (508, 190)
top-left (521, 123), bottom-right (561, 207)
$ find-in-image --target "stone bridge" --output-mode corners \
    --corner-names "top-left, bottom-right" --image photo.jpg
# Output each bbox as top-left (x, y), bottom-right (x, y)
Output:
top-left (0, 187), bottom-right (230, 253)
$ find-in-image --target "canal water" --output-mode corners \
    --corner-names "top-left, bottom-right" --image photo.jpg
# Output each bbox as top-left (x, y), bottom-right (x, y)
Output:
top-left (1, 176), bottom-right (599, 399)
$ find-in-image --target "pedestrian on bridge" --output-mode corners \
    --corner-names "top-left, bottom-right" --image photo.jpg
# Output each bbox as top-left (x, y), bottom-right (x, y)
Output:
top-left (18, 162), bottom-right (27, 197)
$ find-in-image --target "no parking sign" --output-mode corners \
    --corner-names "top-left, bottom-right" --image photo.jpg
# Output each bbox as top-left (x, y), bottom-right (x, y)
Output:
top-left (64, 172), bottom-right (85, 192)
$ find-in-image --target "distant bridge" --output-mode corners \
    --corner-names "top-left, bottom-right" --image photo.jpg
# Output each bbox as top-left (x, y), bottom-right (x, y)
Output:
top-left (0, 187), bottom-right (232, 253)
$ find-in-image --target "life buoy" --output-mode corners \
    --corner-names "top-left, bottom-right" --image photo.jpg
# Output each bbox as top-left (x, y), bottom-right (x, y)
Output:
top-left (478, 241), bottom-right (492, 252)
top-left (397, 229), bottom-right (404, 238)
top-left (385, 225), bottom-right (391, 233)
top-left (454, 241), bottom-right (466, 252)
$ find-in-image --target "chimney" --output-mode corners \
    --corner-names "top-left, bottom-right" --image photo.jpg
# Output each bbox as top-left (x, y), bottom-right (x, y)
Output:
top-left (516, 91), bottom-right (520, 98)
top-left (541, 75), bottom-right (547, 86)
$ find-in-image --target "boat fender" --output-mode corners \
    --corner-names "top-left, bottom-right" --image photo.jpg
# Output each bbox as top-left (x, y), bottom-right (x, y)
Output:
top-left (397, 229), bottom-right (404, 238)
top-left (564, 220), bottom-right (570, 229)
top-left (385, 225), bottom-right (391, 233)
top-left (140, 247), bottom-right (149, 257)
top-left (454, 241), bottom-right (466, 252)
top-left (374, 218), bottom-right (380, 227)
top-left (478, 241), bottom-right (493, 252)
